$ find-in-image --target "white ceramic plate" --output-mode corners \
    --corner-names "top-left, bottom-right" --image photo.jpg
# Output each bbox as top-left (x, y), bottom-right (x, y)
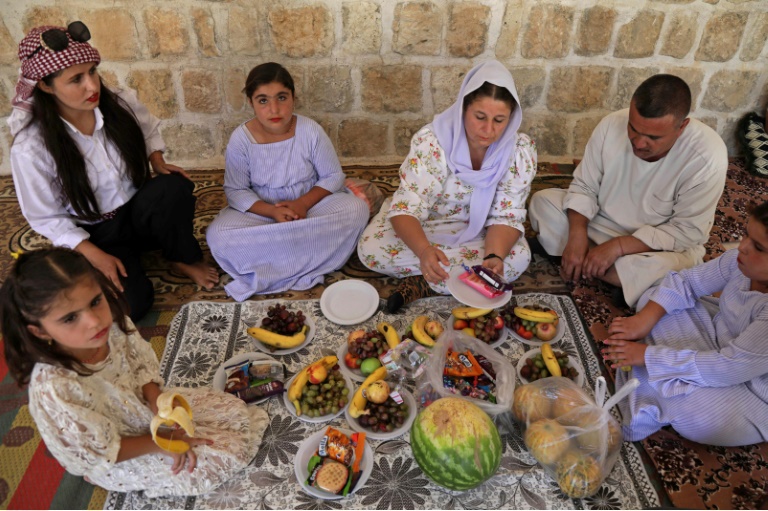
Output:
top-left (245, 315), bottom-right (316, 355)
top-left (447, 315), bottom-right (509, 349)
top-left (516, 348), bottom-right (585, 388)
top-left (294, 427), bottom-right (374, 500)
top-left (446, 266), bottom-right (513, 309)
top-left (344, 389), bottom-right (417, 441)
top-left (282, 370), bottom-right (354, 423)
top-left (212, 352), bottom-right (283, 404)
top-left (320, 280), bottom-right (380, 325)
top-left (507, 317), bottom-right (564, 347)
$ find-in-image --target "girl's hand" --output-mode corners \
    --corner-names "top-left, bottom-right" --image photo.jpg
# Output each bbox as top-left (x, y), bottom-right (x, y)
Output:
top-left (77, 242), bottom-right (127, 291)
top-left (602, 339), bottom-right (647, 369)
top-left (274, 199), bottom-right (308, 219)
top-left (608, 314), bottom-right (653, 341)
top-left (271, 205), bottom-right (299, 223)
top-left (149, 152), bottom-right (191, 180)
top-left (169, 438), bottom-right (213, 475)
top-left (418, 246), bottom-right (450, 284)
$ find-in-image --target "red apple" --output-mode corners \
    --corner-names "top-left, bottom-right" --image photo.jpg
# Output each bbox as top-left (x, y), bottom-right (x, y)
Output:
top-left (453, 318), bottom-right (469, 330)
top-left (492, 316), bottom-right (505, 330)
top-left (425, 320), bottom-right (444, 339)
top-left (307, 364), bottom-right (328, 384)
top-left (535, 322), bottom-right (557, 342)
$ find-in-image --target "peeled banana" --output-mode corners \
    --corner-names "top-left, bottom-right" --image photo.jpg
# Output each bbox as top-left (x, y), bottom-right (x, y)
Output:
top-left (150, 392), bottom-right (195, 453)
top-left (376, 322), bottom-right (400, 349)
top-left (411, 315), bottom-right (436, 347)
top-left (247, 324), bottom-right (308, 349)
top-left (348, 366), bottom-right (388, 418)
top-left (513, 307), bottom-right (558, 324)
top-left (452, 306), bottom-right (493, 319)
top-left (540, 342), bottom-right (562, 377)
top-left (287, 355), bottom-right (338, 415)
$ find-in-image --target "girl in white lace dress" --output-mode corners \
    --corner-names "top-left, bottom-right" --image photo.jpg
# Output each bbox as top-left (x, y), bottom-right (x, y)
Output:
top-left (0, 248), bottom-right (268, 497)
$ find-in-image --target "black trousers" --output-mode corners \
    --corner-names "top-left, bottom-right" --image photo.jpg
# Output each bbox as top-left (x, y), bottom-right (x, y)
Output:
top-left (82, 174), bottom-right (202, 321)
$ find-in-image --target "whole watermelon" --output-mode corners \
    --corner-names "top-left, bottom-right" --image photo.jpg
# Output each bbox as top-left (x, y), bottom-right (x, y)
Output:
top-left (410, 397), bottom-right (501, 490)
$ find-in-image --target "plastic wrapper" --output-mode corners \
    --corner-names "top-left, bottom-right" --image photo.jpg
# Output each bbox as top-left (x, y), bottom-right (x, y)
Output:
top-left (512, 376), bottom-right (639, 499)
top-left (415, 329), bottom-right (515, 416)
top-left (458, 264), bottom-right (514, 298)
top-left (345, 178), bottom-right (384, 218)
top-left (306, 427), bottom-right (366, 496)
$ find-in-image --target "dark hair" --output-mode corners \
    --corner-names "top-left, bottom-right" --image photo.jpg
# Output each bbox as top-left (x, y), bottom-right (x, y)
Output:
top-left (30, 73), bottom-right (151, 222)
top-left (632, 74), bottom-right (691, 122)
top-left (750, 200), bottom-right (768, 229)
top-left (462, 81), bottom-right (516, 113)
top-left (243, 62), bottom-right (295, 99)
top-left (0, 247), bottom-right (131, 386)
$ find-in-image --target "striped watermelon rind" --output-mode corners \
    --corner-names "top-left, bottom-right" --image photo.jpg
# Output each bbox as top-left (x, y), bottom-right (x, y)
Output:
top-left (410, 397), bottom-right (501, 491)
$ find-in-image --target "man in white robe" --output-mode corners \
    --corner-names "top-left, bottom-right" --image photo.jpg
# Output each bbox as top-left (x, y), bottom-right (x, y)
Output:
top-left (529, 74), bottom-right (728, 307)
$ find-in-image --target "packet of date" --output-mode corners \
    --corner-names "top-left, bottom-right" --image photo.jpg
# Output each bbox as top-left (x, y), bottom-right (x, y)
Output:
top-left (416, 329), bottom-right (516, 416)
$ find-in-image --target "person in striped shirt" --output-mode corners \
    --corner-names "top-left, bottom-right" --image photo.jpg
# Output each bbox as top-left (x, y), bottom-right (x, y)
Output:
top-left (603, 201), bottom-right (768, 446)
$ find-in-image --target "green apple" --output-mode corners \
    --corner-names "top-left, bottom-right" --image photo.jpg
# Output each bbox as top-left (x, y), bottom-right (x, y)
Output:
top-left (360, 357), bottom-right (382, 376)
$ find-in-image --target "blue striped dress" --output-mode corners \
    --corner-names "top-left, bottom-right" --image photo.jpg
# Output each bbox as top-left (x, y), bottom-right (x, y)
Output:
top-left (207, 115), bottom-right (369, 301)
top-left (616, 249), bottom-right (768, 446)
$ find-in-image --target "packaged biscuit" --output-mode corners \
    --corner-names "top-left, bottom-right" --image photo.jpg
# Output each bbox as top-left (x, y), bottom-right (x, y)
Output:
top-left (306, 427), bottom-right (366, 496)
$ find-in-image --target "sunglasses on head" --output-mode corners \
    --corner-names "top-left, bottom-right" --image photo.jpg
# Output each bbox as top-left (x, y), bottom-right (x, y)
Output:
top-left (26, 21), bottom-right (91, 60)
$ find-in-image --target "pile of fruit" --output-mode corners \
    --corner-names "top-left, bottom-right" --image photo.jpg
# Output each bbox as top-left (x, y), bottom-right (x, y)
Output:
top-left (451, 307), bottom-right (504, 344)
top-left (288, 356), bottom-right (349, 418)
top-left (500, 303), bottom-right (558, 341)
top-left (355, 379), bottom-right (410, 433)
top-left (247, 304), bottom-right (310, 349)
top-left (345, 322), bottom-right (399, 375)
top-left (520, 347), bottom-right (580, 382)
top-left (402, 316), bottom-right (444, 347)
top-left (512, 379), bottom-right (622, 498)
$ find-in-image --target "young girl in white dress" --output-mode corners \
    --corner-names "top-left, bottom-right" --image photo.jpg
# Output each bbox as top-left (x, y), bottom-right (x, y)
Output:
top-left (0, 248), bottom-right (267, 497)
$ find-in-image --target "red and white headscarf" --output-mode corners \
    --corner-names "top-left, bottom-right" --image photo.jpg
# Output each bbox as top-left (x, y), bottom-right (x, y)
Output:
top-left (12, 24), bottom-right (101, 111)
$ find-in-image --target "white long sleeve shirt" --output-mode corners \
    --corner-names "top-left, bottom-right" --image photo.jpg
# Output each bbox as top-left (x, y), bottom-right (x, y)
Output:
top-left (10, 88), bottom-right (165, 249)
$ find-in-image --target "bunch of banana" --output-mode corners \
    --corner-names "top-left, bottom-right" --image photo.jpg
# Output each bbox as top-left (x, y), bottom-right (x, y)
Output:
top-left (540, 342), bottom-right (562, 377)
top-left (513, 307), bottom-right (558, 324)
top-left (247, 324), bottom-right (308, 349)
top-left (348, 366), bottom-right (388, 418)
top-left (376, 322), bottom-right (400, 349)
top-left (452, 306), bottom-right (493, 319)
top-left (287, 355), bottom-right (338, 415)
top-left (150, 392), bottom-right (195, 453)
top-left (411, 315), bottom-right (436, 347)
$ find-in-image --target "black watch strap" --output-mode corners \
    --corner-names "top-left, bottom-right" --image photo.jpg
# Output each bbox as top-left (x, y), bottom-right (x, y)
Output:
top-left (483, 253), bottom-right (502, 261)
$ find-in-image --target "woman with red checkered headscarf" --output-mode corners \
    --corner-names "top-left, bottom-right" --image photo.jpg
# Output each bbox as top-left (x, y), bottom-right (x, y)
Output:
top-left (9, 22), bottom-right (219, 320)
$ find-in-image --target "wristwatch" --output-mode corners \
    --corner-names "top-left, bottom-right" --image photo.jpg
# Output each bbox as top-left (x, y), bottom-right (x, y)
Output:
top-left (483, 253), bottom-right (502, 261)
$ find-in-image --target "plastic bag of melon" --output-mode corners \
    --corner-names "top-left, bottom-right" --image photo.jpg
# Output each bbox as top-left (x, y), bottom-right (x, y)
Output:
top-left (416, 328), bottom-right (516, 416)
top-left (512, 376), bottom-right (639, 499)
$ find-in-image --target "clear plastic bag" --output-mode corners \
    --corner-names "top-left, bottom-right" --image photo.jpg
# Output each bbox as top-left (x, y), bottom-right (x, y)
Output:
top-left (345, 178), bottom-right (385, 217)
top-left (512, 376), bottom-right (639, 498)
top-left (415, 329), bottom-right (516, 416)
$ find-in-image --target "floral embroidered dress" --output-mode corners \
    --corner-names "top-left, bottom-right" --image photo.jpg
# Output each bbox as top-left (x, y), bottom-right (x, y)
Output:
top-left (358, 126), bottom-right (537, 292)
top-left (27, 318), bottom-right (269, 498)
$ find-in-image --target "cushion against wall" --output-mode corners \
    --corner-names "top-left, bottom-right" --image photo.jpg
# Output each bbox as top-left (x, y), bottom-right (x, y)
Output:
top-left (737, 112), bottom-right (768, 178)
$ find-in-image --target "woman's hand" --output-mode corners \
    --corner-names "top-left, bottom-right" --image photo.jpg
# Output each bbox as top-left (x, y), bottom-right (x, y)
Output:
top-left (601, 339), bottom-right (647, 369)
top-left (419, 246), bottom-right (450, 284)
top-left (75, 241), bottom-right (127, 291)
top-left (149, 151), bottom-right (191, 180)
top-left (481, 256), bottom-right (504, 275)
top-left (142, 382), bottom-right (163, 415)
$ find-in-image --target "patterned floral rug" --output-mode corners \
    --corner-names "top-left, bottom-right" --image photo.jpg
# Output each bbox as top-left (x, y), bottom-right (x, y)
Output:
top-left (104, 296), bottom-right (659, 510)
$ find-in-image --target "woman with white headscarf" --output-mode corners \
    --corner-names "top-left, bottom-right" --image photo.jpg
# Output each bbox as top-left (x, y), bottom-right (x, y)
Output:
top-left (358, 60), bottom-right (537, 312)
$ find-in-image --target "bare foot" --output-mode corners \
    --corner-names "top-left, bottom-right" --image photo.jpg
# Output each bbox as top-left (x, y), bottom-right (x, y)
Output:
top-left (171, 261), bottom-right (220, 290)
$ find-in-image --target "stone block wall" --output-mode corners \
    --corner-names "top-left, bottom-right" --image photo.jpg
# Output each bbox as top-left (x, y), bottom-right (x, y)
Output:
top-left (0, 0), bottom-right (765, 174)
